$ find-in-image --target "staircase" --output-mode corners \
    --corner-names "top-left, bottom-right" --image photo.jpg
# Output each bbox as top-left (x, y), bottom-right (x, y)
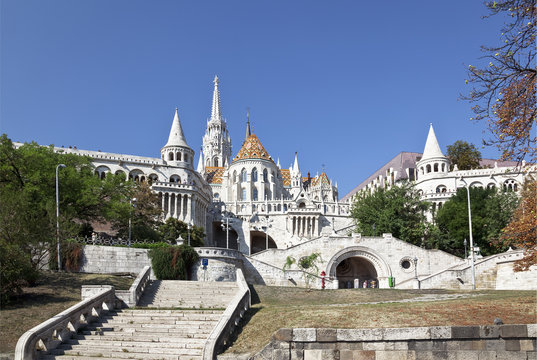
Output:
top-left (41, 280), bottom-right (238, 360)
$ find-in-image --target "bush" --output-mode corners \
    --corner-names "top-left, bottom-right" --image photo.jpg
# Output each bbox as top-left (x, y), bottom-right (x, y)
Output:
top-left (0, 240), bottom-right (39, 306)
top-left (131, 242), bottom-right (169, 249)
top-left (49, 239), bottom-right (83, 272)
top-left (148, 245), bottom-right (199, 280)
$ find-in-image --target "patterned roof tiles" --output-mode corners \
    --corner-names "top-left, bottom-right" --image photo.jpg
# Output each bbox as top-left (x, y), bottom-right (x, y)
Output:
top-left (205, 166), bottom-right (225, 184)
top-left (233, 134), bottom-right (273, 163)
top-left (281, 169), bottom-right (291, 186)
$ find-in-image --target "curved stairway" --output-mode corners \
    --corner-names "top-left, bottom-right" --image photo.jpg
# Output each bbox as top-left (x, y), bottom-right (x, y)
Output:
top-left (41, 280), bottom-right (238, 360)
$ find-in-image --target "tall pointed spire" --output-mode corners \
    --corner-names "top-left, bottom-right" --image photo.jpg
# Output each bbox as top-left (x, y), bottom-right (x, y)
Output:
top-left (245, 108), bottom-right (251, 141)
top-left (165, 108), bottom-right (189, 148)
top-left (210, 75), bottom-right (222, 122)
top-left (197, 148), bottom-right (204, 173)
top-left (293, 152), bottom-right (300, 174)
top-left (422, 123), bottom-right (444, 159)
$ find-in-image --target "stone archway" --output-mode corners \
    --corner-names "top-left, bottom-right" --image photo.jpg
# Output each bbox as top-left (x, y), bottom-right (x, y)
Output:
top-left (326, 246), bottom-right (392, 289)
top-left (250, 230), bottom-right (277, 255)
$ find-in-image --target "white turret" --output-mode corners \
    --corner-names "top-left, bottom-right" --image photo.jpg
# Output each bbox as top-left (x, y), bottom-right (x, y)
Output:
top-left (290, 152), bottom-right (302, 197)
top-left (197, 148), bottom-right (205, 174)
top-left (202, 76), bottom-right (232, 168)
top-left (161, 108), bottom-right (195, 168)
top-left (416, 123), bottom-right (449, 179)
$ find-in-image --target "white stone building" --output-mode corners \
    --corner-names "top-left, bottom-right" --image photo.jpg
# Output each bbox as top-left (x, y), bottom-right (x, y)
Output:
top-left (342, 123), bottom-right (536, 221)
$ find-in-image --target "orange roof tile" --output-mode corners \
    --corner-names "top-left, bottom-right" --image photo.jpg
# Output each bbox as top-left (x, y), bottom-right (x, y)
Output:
top-left (281, 169), bottom-right (291, 186)
top-left (205, 166), bottom-right (225, 184)
top-left (233, 134), bottom-right (273, 163)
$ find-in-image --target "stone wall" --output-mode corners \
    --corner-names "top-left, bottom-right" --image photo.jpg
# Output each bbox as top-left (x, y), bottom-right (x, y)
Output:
top-left (80, 245), bottom-right (151, 275)
top-left (191, 247), bottom-right (243, 282)
top-left (252, 324), bottom-right (536, 360)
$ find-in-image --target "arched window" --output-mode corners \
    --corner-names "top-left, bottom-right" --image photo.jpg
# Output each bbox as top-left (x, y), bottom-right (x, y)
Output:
top-left (170, 175), bottom-right (181, 183)
top-left (241, 168), bottom-right (247, 183)
top-left (426, 164), bottom-right (431, 173)
top-left (441, 163), bottom-right (445, 172)
top-left (436, 185), bottom-right (447, 193)
top-left (168, 152), bottom-right (174, 161)
top-left (434, 163), bottom-right (439, 172)
top-left (184, 154), bottom-right (188, 163)
top-left (503, 179), bottom-right (518, 192)
top-left (177, 152), bottom-right (182, 161)
top-left (252, 168), bottom-right (258, 182)
top-left (214, 158), bottom-right (219, 167)
top-left (253, 187), bottom-right (258, 201)
top-left (241, 188), bottom-right (247, 200)
top-left (233, 170), bottom-right (237, 183)
top-left (263, 169), bottom-right (268, 182)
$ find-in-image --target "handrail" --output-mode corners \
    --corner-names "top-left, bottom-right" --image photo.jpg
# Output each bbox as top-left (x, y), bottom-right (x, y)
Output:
top-left (115, 265), bottom-right (151, 307)
top-left (15, 287), bottom-right (116, 360)
top-left (202, 268), bottom-right (251, 360)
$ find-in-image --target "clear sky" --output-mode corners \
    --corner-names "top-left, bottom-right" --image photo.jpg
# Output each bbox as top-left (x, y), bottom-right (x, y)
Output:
top-left (1, 0), bottom-right (507, 197)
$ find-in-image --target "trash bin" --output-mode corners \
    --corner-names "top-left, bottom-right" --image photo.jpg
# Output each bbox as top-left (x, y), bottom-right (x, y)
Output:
top-left (388, 276), bottom-right (395, 288)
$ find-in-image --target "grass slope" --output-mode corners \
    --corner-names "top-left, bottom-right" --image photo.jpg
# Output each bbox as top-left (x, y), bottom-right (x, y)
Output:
top-left (224, 285), bottom-right (537, 355)
top-left (0, 271), bottom-right (133, 355)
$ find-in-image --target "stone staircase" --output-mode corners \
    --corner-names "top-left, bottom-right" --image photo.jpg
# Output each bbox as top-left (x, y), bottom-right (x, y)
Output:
top-left (41, 280), bottom-right (238, 360)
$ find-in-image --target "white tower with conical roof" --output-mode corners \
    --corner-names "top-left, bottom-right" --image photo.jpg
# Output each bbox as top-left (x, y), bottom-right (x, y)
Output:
top-left (416, 123), bottom-right (449, 180)
top-left (161, 108), bottom-right (195, 169)
top-left (202, 76), bottom-right (232, 168)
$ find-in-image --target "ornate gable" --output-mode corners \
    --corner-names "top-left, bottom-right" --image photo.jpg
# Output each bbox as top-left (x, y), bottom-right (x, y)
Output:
top-left (233, 134), bottom-right (273, 163)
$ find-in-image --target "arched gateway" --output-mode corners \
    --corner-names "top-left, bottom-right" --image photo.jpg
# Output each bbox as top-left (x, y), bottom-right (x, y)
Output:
top-left (326, 246), bottom-right (392, 289)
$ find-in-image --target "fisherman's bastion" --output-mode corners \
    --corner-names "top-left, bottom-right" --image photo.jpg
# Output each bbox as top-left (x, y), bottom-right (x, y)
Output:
top-left (51, 76), bottom-right (535, 292)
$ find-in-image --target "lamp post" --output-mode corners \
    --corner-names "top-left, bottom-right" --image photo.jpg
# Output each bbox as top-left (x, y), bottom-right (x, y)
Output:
top-left (56, 164), bottom-right (66, 271)
top-left (460, 178), bottom-right (476, 290)
top-left (187, 221), bottom-right (192, 246)
top-left (413, 256), bottom-right (419, 289)
top-left (261, 215), bottom-right (273, 250)
top-left (221, 211), bottom-right (234, 249)
top-left (464, 238), bottom-right (468, 260)
top-left (128, 198), bottom-right (137, 246)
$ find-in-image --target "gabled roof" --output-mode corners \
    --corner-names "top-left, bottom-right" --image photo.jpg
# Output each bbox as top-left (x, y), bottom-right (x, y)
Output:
top-left (233, 134), bottom-right (273, 163)
top-left (205, 166), bottom-right (225, 184)
top-left (312, 172), bottom-right (330, 186)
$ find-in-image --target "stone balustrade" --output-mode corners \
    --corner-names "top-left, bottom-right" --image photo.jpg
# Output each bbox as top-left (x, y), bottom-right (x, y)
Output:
top-left (203, 268), bottom-right (251, 360)
top-left (15, 287), bottom-right (116, 360)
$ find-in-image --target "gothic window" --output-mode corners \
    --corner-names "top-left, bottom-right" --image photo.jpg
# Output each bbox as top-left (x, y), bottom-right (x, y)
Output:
top-left (177, 152), bottom-right (182, 161)
top-left (252, 168), bottom-right (258, 182)
top-left (436, 185), bottom-right (446, 193)
top-left (170, 175), bottom-right (181, 183)
top-left (441, 163), bottom-right (446, 172)
top-left (503, 179), bottom-right (518, 192)
top-left (241, 188), bottom-right (247, 200)
top-left (241, 168), bottom-right (247, 183)
top-left (253, 187), bottom-right (258, 201)
top-left (233, 170), bottom-right (237, 183)
top-left (213, 158), bottom-right (219, 167)
top-left (263, 169), bottom-right (268, 182)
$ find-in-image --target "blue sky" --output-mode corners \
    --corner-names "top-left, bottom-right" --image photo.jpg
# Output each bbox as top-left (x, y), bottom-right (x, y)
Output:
top-left (1, 1), bottom-right (507, 197)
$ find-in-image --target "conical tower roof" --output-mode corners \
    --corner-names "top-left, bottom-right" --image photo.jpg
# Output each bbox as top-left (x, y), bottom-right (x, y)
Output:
top-left (233, 134), bottom-right (273, 162)
top-left (164, 108), bottom-right (189, 148)
top-left (210, 75), bottom-right (222, 122)
top-left (421, 123), bottom-right (444, 159)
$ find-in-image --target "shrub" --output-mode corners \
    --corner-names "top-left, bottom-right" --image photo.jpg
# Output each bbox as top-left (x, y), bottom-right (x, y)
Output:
top-left (0, 240), bottom-right (39, 306)
top-left (148, 244), bottom-right (199, 280)
top-left (49, 239), bottom-right (83, 272)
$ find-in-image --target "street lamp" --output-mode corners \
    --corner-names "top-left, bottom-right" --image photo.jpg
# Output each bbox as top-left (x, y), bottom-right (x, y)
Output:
top-left (56, 164), bottom-right (66, 271)
top-left (128, 198), bottom-right (137, 246)
top-left (413, 256), bottom-right (419, 289)
top-left (221, 211), bottom-right (234, 249)
top-left (187, 221), bottom-right (192, 246)
top-left (459, 178), bottom-right (476, 290)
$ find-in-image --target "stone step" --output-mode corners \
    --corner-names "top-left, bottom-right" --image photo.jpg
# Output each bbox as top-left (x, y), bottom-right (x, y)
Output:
top-left (48, 347), bottom-right (200, 359)
top-left (54, 344), bottom-right (203, 355)
top-left (99, 314), bottom-right (222, 323)
top-left (77, 332), bottom-right (210, 341)
top-left (83, 325), bottom-right (215, 335)
top-left (65, 337), bottom-right (206, 348)
top-left (42, 356), bottom-right (201, 360)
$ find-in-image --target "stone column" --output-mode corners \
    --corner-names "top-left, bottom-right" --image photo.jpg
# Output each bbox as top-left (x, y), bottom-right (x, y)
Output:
top-left (185, 195), bottom-right (191, 223)
top-left (190, 194), bottom-right (195, 225)
top-left (168, 194), bottom-right (173, 218)
top-left (175, 194), bottom-right (180, 219)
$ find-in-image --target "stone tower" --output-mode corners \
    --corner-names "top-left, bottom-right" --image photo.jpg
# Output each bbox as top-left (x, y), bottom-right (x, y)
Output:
top-left (202, 76), bottom-right (232, 168)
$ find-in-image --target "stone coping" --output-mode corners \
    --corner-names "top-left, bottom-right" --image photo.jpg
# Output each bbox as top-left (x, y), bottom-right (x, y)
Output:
top-left (272, 324), bottom-right (536, 343)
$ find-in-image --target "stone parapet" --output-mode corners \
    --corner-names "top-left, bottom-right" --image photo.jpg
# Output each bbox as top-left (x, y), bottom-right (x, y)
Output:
top-left (251, 324), bottom-right (536, 360)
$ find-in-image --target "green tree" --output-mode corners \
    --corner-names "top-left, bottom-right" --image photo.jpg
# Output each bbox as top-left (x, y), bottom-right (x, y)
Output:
top-left (446, 140), bottom-right (482, 170)
top-left (350, 182), bottom-right (429, 246)
top-left (158, 217), bottom-right (205, 247)
top-left (434, 187), bottom-right (518, 257)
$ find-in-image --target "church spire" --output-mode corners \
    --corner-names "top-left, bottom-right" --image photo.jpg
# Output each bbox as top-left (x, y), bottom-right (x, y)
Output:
top-left (164, 108), bottom-right (189, 148)
top-left (293, 152), bottom-right (300, 174)
top-left (422, 123), bottom-right (444, 160)
top-left (245, 108), bottom-right (251, 141)
top-left (210, 75), bottom-right (222, 122)
top-left (197, 148), bottom-right (204, 173)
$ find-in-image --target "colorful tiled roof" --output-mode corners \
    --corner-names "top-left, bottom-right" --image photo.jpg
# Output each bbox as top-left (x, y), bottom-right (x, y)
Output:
top-left (281, 169), bottom-right (291, 186)
top-left (233, 134), bottom-right (273, 163)
top-left (205, 166), bottom-right (225, 184)
top-left (312, 172), bottom-right (330, 186)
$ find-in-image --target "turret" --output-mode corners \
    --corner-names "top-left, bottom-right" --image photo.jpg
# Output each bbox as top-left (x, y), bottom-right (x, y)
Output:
top-left (161, 108), bottom-right (195, 168)
top-left (416, 123), bottom-right (449, 179)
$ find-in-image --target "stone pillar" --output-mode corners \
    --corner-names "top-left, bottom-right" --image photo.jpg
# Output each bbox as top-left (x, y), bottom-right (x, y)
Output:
top-left (168, 194), bottom-right (173, 218)
top-left (190, 194), bottom-right (195, 225)
top-left (175, 194), bottom-right (180, 219)
top-left (186, 194), bottom-right (191, 223)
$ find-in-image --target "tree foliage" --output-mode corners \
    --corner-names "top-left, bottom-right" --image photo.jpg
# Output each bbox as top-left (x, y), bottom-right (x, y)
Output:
top-left (496, 179), bottom-right (536, 271)
top-left (148, 244), bottom-right (199, 280)
top-left (350, 182), bottom-right (429, 246)
top-left (283, 253), bottom-right (322, 289)
top-left (463, 0), bottom-right (536, 163)
top-left (433, 187), bottom-right (518, 257)
top-left (447, 140), bottom-right (482, 170)
top-left (158, 217), bottom-right (205, 247)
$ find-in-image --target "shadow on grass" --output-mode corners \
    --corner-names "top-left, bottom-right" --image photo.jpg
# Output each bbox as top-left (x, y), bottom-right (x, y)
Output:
top-left (248, 284), bottom-right (261, 305)
top-left (2, 293), bottom-right (75, 310)
top-left (221, 306), bottom-right (262, 354)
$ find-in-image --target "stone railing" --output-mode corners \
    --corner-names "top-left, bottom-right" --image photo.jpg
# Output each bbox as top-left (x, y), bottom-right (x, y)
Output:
top-left (15, 287), bottom-right (116, 360)
top-left (115, 265), bottom-right (151, 307)
top-left (202, 268), bottom-right (251, 360)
